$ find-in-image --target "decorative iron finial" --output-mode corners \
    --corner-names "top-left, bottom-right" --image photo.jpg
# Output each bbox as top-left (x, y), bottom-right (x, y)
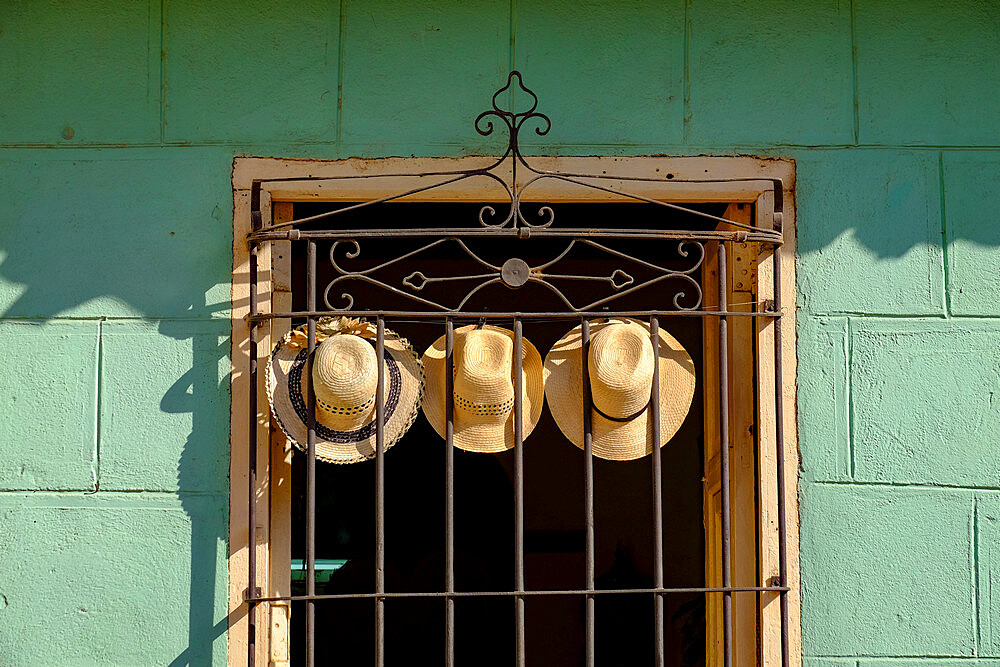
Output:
top-left (473, 71), bottom-right (556, 229)
top-left (474, 71), bottom-right (551, 145)
top-left (252, 70), bottom-right (776, 242)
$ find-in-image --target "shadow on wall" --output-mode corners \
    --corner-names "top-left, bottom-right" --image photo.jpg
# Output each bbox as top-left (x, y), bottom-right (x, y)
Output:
top-left (788, 150), bottom-right (1000, 315)
top-left (2, 146), bottom-right (999, 663)
top-left (160, 316), bottom-right (231, 667)
top-left (0, 151), bottom-right (234, 664)
top-left (794, 152), bottom-right (924, 256)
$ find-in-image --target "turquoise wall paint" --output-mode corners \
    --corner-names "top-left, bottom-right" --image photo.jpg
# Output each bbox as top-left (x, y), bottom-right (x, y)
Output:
top-left (1, 1), bottom-right (998, 664)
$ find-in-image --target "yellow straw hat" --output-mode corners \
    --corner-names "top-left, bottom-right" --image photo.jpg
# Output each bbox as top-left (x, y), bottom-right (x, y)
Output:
top-left (267, 317), bottom-right (425, 464)
top-left (422, 325), bottom-right (545, 453)
top-left (543, 318), bottom-right (695, 461)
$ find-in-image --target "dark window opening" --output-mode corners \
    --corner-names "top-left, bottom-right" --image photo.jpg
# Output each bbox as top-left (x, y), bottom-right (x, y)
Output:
top-left (283, 201), bottom-right (729, 666)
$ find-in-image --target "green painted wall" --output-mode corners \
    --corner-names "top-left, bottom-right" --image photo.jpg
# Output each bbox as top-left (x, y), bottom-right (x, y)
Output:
top-left (1, 1), bottom-right (998, 664)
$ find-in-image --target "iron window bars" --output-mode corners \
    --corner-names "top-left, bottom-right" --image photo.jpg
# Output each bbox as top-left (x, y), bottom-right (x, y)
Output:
top-left (245, 72), bottom-right (790, 667)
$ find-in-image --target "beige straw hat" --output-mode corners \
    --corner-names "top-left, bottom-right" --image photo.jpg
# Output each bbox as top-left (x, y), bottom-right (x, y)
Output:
top-left (267, 317), bottom-right (425, 464)
top-left (543, 318), bottom-right (695, 461)
top-left (422, 325), bottom-right (545, 453)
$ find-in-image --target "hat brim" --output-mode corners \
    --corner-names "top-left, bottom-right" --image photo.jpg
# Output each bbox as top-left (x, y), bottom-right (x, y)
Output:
top-left (422, 325), bottom-right (545, 453)
top-left (267, 325), bottom-right (425, 464)
top-left (543, 318), bottom-right (695, 461)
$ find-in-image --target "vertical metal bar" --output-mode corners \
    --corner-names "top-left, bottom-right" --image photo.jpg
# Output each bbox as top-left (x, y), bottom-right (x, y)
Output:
top-left (773, 246), bottom-right (791, 667)
top-left (718, 243), bottom-right (733, 667)
top-left (513, 319), bottom-right (526, 667)
top-left (445, 320), bottom-right (455, 667)
top-left (375, 317), bottom-right (386, 667)
top-left (247, 241), bottom-right (258, 667)
top-left (305, 241), bottom-right (317, 667)
top-left (649, 317), bottom-right (665, 667)
top-left (580, 318), bottom-right (596, 667)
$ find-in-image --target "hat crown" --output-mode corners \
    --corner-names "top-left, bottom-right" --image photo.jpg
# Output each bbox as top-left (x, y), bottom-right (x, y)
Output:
top-left (454, 329), bottom-right (515, 413)
top-left (312, 334), bottom-right (378, 411)
top-left (588, 323), bottom-right (654, 418)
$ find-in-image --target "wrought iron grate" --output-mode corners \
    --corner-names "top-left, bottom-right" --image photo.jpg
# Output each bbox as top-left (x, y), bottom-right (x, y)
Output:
top-left (245, 71), bottom-right (790, 667)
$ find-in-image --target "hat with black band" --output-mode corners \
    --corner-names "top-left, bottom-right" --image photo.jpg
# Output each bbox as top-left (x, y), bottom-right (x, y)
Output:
top-left (543, 317), bottom-right (695, 461)
top-left (267, 317), bottom-right (425, 464)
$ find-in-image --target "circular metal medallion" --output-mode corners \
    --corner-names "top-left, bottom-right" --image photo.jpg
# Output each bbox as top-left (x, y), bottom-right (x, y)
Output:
top-left (500, 258), bottom-right (531, 288)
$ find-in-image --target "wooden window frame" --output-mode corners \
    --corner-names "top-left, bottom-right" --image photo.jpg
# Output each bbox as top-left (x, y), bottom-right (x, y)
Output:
top-left (230, 155), bottom-right (800, 667)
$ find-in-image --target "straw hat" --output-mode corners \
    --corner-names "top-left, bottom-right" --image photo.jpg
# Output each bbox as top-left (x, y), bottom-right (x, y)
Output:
top-left (267, 317), bottom-right (425, 464)
top-left (422, 325), bottom-right (545, 453)
top-left (543, 318), bottom-right (695, 461)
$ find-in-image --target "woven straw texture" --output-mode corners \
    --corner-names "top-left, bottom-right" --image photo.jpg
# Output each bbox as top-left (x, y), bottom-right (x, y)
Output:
top-left (267, 317), bottom-right (425, 464)
top-left (422, 324), bottom-right (544, 453)
top-left (543, 318), bottom-right (695, 461)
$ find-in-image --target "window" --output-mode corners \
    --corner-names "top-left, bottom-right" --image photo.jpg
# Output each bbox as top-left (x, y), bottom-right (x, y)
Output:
top-left (230, 74), bottom-right (799, 667)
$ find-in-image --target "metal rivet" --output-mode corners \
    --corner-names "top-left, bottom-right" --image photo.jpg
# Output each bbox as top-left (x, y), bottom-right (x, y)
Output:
top-left (501, 258), bottom-right (530, 288)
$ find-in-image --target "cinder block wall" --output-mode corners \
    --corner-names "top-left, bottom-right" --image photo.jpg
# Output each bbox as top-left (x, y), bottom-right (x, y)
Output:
top-left (1, 1), bottom-right (997, 664)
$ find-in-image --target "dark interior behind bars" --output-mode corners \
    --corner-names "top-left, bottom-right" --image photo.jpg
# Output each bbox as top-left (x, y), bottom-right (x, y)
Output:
top-left (282, 201), bottom-right (730, 666)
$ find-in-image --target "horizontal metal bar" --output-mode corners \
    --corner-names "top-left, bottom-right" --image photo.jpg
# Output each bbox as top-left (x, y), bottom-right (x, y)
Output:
top-left (249, 586), bottom-right (789, 603)
top-left (248, 309), bottom-right (780, 322)
top-left (248, 227), bottom-right (782, 244)
top-left (248, 174), bottom-right (782, 188)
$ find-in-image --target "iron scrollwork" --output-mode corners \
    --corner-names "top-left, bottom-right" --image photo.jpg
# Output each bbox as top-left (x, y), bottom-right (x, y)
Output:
top-left (473, 71), bottom-right (554, 229)
top-left (249, 70), bottom-right (783, 316)
top-left (258, 70), bottom-right (777, 237)
top-left (322, 238), bottom-right (705, 314)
